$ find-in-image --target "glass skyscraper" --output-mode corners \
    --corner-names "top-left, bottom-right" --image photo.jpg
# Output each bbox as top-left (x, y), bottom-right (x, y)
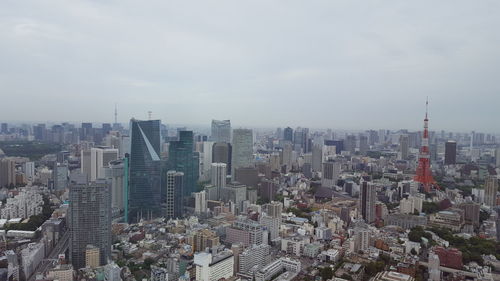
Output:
top-left (168, 131), bottom-right (199, 197)
top-left (128, 119), bottom-right (162, 222)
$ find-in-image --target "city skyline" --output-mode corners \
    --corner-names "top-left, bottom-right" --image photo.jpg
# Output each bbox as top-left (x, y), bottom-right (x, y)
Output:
top-left (1, 1), bottom-right (500, 131)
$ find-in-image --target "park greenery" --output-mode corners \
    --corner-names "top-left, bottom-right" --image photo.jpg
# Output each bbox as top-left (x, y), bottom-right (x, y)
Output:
top-left (0, 141), bottom-right (61, 160)
top-left (408, 226), bottom-right (500, 265)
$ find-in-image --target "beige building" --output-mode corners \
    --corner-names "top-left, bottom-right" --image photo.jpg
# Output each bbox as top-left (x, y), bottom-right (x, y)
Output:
top-left (85, 245), bottom-right (100, 268)
top-left (47, 264), bottom-right (74, 281)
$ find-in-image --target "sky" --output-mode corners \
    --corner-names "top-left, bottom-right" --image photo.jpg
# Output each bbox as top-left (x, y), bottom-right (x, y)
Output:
top-left (1, 1), bottom-right (499, 132)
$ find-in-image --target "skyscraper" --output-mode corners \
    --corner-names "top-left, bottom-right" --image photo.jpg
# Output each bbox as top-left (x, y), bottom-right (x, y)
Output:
top-left (212, 142), bottom-right (232, 175)
top-left (168, 131), bottom-right (199, 196)
top-left (344, 135), bottom-right (356, 154)
top-left (81, 147), bottom-right (119, 181)
top-left (164, 171), bottom-right (184, 219)
top-left (444, 141), bottom-right (457, 165)
top-left (399, 134), bottom-right (409, 160)
top-left (484, 176), bottom-right (498, 207)
top-left (321, 160), bottom-right (340, 188)
top-left (69, 179), bottom-right (111, 269)
top-left (211, 163), bottom-right (227, 200)
top-left (52, 163), bottom-right (68, 191)
top-left (211, 120), bottom-right (231, 143)
top-left (129, 119), bottom-right (162, 222)
top-left (360, 182), bottom-right (376, 223)
top-left (359, 135), bottom-right (369, 156)
top-left (283, 127), bottom-right (293, 142)
top-left (231, 129), bottom-right (253, 178)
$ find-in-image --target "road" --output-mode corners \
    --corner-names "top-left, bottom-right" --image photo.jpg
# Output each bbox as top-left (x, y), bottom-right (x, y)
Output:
top-left (27, 230), bottom-right (70, 281)
top-left (419, 261), bottom-right (477, 278)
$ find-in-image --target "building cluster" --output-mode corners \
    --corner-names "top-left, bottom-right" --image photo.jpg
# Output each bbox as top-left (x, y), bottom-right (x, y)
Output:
top-left (0, 107), bottom-right (499, 281)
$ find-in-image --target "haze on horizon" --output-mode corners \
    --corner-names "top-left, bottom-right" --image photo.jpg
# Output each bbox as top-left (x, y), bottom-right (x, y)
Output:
top-left (1, 1), bottom-right (499, 133)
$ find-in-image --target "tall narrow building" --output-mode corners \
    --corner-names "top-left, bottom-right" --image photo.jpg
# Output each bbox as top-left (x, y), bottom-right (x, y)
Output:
top-left (231, 129), bottom-right (253, 178)
top-left (129, 119), bottom-right (162, 222)
top-left (211, 163), bottom-right (227, 200)
top-left (211, 120), bottom-right (231, 143)
top-left (399, 134), bottom-right (409, 160)
top-left (212, 142), bottom-right (232, 175)
top-left (485, 176), bottom-right (498, 207)
top-left (69, 178), bottom-right (111, 269)
top-left (360, 182), bottom-right (376, 223)
top-left (444, 141), bottom-right (457, 165)
top-left (164, 171), bottom-right (184, 219)
top-left (168, 131), bottom-right (199, 196)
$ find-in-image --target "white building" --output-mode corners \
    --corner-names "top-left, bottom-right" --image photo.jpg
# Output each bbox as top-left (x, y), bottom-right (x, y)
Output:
top-left (254, 257), bottom-right (301, 281)
top-left (1, 189), bottom-right (43, 220)
top-left (194, 251), bottom-right (234, 281)
top-left (81, 147), bottom-right (119, 181)
top-left (194, 191), bottom-right (207, 214)
top-left (21, 242), bottom-right (45, 279)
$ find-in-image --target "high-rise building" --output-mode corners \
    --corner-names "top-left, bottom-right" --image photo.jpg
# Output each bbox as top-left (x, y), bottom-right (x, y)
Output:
top-left (231, 129), bottom-right (253, 178)
top-left (484, 176), bottom-right (498, 207)
top-left (460, 202), bottom-right (480, 226)
top-left (212, 142), bottom-right (232, 175)
top-left (321, 161), bottom-right (340, 188)
top-left (0, 158), bottom-right (16, 188)
top-left (360, 182), bottom-right (376, 223)
top-left (80, 123), bottom-right (93, 141)
top-left (496, 147), bottom-right (500, 167)
top-left (69, 179), bottom-right (111, 269)
top-left (104, 159), bottom-right (126, 214)
top-left (194, 190), bottom-right (207, 214)
top-left (194, 251), bottom-right (234, 281)
top-left (211, 163), bottom-right (227, 199)
top-left (86, 147), bottom-right (119, 181)
top-left (52, 163), bottom-right (68, 191)
top-left (399, 134), bottom-right (409, 160)
top-left (283, 127), bottom-right (293, 142)
top-left (0, 123), bottom-right (8, 134)
top-left (168, 131), bottom-right (199, 196)
top-left (311, 144), bottom-right (323, 172)
top-left (164, 171), bottom-right (184, 219)
top-left (359, 135), bottom-right (368, 156)
top-left (129, 119), bottom-right (162, 222)
top-left (444, 141), bottom-right (457, 165)
top-left (344, 135), bottom-right (356, 154)
top-left (211, 120), bottom-right (231, 143)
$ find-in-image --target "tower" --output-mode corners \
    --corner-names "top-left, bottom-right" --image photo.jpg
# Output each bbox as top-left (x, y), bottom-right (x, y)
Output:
top-left (414, 99), bottom-right (437, 192)
top-left (444, 140), bottom-right (457, 165)
top-left (164, 171), bottom-right (184, 219)
top-left (360, 182), bottom-right (376, 223)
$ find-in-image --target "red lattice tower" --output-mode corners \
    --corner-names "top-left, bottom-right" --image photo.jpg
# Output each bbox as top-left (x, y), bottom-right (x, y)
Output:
top-left (414, 98), bottom-right (437, 192)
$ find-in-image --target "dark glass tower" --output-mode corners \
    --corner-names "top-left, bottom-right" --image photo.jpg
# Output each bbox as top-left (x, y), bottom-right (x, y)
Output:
top-left (129, 119), bottom-right (162, 222)
top-left (168, 131), bottom-right (199, 196)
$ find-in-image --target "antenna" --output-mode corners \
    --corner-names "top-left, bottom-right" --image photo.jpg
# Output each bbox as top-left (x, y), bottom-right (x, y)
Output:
top-left (425, 97), bottom-right (429, 119)
top-left (148, 111), bottom-right (152, 120)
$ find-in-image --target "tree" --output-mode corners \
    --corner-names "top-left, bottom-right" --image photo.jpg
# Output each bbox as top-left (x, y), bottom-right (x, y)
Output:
top-left (410, 248), bottom-right (417, 256)
top-left (320, 267), bottom-right (333, 280)
top-left (340, 273), bottom-right (353, 280)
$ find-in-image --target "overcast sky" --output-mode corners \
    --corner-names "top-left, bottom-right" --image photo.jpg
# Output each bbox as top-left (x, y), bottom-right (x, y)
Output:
top-left (1, 1), bottom-right (499, 132)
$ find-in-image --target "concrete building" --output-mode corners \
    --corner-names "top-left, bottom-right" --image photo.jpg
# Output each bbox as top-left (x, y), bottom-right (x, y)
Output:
top-left (226, 218), bottom-right (264, 247)
top-left (210, 163), bottom-right (227, 199)
top-left (360, 182), bottom-right (376, 223)
top-left (254, 257), bottom-right (301, 281)
top-left (371, 271), bottom-right (415, 281)
top-left (103, 159), bottom-right (126, 213)
top-left (165, 171), bottom-right (184, 219)
top-left (194, 250), bottom-right (234, 281)
top-left (212, 142), bottom-right (231, 175)
top-left (69, 179), bottom-right (112, 269)
top-left (21, 242), bottom-right (45, 279)
top-left (444, 140), bottom-right (457, 165)
top-left (399, 134), bottom-right (409, 160)
top-left (238, 244), bottom-right (271, 277)
top-left (485, 176), bottom-right (498, 207)
top-left (53, 162), bottom-right (68, 190)
top-left (0, 158), bottom-right (16, 188)
top-left (81, 147), bottom-right (119, 181)
top-left (385, 214), bottom-right (427, 230)
top-left (321, 160), bottom-right (340, 188)
top-left (192, 229), bottom-right (220, 253)
top-left (85, 245), bottom-right (100, 268)
top-left (194, 190), bottom-right (207, 214)
top-left (47, 264), bottom-right (74, 281)
top-left (211, 120), bottom-right (231, 143)
top-left (231, 129), bottom-right (253, 179)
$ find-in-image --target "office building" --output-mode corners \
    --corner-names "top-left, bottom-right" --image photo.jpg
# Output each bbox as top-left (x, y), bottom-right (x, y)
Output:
top-left (485, 176), bottom-right (498, 207)
top-left (211, 163), bottom-right (227, 199)
top-left (226, 218), bottom-right (264, 247)
top-left (254, 258), bottom-right (301, 281)
top-left (231, 129), bottom-right (253, 178)
top-left (192, 229), bottom-right (220, 252)
top-left (360, 182), bottom-right (376, 223)
top-left (399, 134), bottom-right (409, 160)
top-left (194, 251), bottom-right (234, 281)
top-left (129, 119), bottom-right (162, 222)
top-left (169, 131), bottom-right (199, 196)
top-left (239, 244), bottom-right (271, 276)
top-left (283, 127), bottom-right (293, 142)
top-left (0, 158), bottom-right (16, 188)
top-left (52, 163), bottom-right (68, 191)
top-left (69, 179), bottom-right (111, 269)
top-left (321, 161), bottom-right (340, 188)
top-left (85, 245), bottom-right (100, 268)
top-left (211, 120), bottom-right (231, 143)
top-left (164, 171), bottom-right (184, 219)
top-left (212, 142), bottom-right (232, 175)
top-left (444, 140), bottom-right (457, 165)
top-left (460, 202), bottom-right (480, 226)
top-left (104, 159), bottom-right (126, 213)
top-left (359, 135), bottom-right (368, 155)
top-left (344, 135), bottom-right (356, 154)
top-left (194, 190), bottom-right (207, 214)
top-left (311, 144), bottom-right (322, 172)
top-left (84, 147), bottom-right (119, 181)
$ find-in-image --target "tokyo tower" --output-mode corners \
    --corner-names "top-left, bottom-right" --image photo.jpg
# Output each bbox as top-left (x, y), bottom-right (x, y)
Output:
top-left (414, 98), bottom-right (437, 192)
